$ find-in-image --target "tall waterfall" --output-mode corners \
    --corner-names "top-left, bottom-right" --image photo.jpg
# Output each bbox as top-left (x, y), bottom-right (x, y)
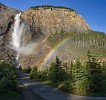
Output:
top-left (11, 13), bottom-right (35, 58)
top-left (12, 13), bottom-right (24, 51)
top-left (11, 13), bottom-right (24, 66)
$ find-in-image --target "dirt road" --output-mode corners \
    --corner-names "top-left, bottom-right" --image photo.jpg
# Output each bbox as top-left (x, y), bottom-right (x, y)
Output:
top-left (17, 70), bottom-right (106, 100)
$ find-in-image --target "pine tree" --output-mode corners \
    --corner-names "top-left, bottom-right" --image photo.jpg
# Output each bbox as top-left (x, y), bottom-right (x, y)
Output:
top-left (49, 56), bottom-right (67, 83)
top-left (70, 58), bottom-right (91, 94)
top-left (71, 59), bottom-right (83, 93)
top-left (86, 51), bottom-right (103, 92)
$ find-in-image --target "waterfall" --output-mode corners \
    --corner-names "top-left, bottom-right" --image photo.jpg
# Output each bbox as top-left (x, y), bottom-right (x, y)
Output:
top-left (11, 13), bottom-right (35, 63)
top-left (11, 13), bottom-right (24, 67)
top-left (12, 13), bottom-right (24, 51)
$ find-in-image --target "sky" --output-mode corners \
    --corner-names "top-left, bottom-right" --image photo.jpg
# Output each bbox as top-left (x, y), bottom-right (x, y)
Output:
top-left (0, 0), bottom-right (106, 33)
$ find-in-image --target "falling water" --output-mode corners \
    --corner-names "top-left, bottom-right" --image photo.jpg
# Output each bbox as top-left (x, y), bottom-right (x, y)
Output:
top-left (11, 13), bottom-right (24, 66)
top-left (12, 13), bottom-right (24, 51)
top-left (11, 13), bottom-right (36, 67)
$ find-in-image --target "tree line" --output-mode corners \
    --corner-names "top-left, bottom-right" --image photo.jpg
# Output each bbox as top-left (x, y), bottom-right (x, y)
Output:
top-left (48, 30), bottom-right (106, 48)
top-left (30, 5), bottom-right (75, 12)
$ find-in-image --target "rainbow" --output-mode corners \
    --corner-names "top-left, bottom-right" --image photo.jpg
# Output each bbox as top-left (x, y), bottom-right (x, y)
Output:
top-left (42, 38), bottom-right (69, 67)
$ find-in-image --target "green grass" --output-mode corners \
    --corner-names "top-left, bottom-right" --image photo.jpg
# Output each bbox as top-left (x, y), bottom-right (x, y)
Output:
top-left (40, 79), bottom-right (106, 97)
top-left (66, 44), bottom-right (106, 59)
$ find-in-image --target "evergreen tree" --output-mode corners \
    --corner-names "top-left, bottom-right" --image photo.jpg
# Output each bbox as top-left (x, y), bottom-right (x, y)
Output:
top-left (86, 51), bottom-right (103, 92)
top-left (49, 56), bottom-right (67, 83)
top-left (71, 59), bottom-right (88, 93)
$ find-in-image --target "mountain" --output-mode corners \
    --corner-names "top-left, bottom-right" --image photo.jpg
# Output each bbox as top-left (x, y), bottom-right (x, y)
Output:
top-left (0, 4), bottom-right (106, 68)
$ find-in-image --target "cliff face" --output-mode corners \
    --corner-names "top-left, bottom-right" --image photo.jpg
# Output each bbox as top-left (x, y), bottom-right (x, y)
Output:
top-left (0, 3), bottom-right (19, 63)
top-left (19, 7), bottom-right (91, 67)
top-left (0, 5), bottom-right (91, 67)
top-left (21, 7), bottom-right (90, 36)
top-left (0, 3), bottom-right (19, 36)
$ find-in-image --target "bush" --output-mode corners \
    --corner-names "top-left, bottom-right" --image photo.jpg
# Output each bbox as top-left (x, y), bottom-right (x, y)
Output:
top-left (0, 77), bottom-right (16, 94)
top-left (30, 66), bottom-right (49, 80)
top-left (22, 66), bottom-right (31, 73)
top-left (30, 67), bottom-right (38, 79)
top-left (37, 69), bottom-right (49, 80)
top-left (0, 62), bottom-right (17, 94)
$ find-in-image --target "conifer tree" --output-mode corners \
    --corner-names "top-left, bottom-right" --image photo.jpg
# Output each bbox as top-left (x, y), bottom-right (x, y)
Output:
top-left (49, 56), bottom-right (67, 83)
top-left (86, 51), bottom-right (103, 92)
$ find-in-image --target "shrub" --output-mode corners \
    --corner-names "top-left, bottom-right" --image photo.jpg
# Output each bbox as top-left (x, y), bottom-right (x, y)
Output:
top-left (30, 67), bottom-right (38, 79)
top-left (22, 66), bottom-right (31, 73)
top-left (0, 62), bottom-right (17, 94)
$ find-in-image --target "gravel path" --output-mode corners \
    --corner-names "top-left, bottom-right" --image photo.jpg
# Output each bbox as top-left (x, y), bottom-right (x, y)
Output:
top-left (17, 70), bottom-right (106, 100)
top-left (17, 70), bottom-right (45, 100)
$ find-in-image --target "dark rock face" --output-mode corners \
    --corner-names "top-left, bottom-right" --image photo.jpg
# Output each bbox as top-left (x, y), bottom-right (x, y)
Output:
top-left (0, 3), bottom-right (19, 64)
top-left (0, 4), bottom-right (91, 67)
top-left (0, 46), bottom-right (16, 64)
top-left (0, 3), bottom-right (19, 36)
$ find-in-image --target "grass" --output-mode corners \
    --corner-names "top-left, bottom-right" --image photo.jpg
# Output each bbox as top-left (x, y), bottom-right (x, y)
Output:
top-left (41, 80), bottom-right (72, 92)
top-left (50, 42), bottom-right (106, 62)
top-left (40, 79), bottom-right (106, 97)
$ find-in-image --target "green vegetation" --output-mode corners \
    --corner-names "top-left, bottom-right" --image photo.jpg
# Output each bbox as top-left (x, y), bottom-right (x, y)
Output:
top-left (48, 30), bottom-right (71, 47)
top-left (30, 67), bottom-right (49, 81)
top-left (30, 5), bottom-right (75, 12)
top-left (22, 66), bottom-right (31, 73)
top-left (49, 56), bottom-right (68, 83)
top-left (48, 30), bottom-right (106, 60)
top-left (69, 51), bottom-right (105, 95)
top-left (29, 51), bottom-right (106, 96)
top-left (48, 30), bottom-right (106, 48)
top-left (0, 62), bottom-right (21, 100)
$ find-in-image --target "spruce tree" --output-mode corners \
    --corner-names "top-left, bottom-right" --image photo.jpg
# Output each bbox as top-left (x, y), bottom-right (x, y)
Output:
top-left (86, 51), bottom-right (103, 92)
top-left (49, 56), bottom-right (67, 83)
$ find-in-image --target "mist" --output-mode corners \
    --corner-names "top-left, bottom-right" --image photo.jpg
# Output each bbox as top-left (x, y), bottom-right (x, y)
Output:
top-left (11, 13), bottom-right (35, 57)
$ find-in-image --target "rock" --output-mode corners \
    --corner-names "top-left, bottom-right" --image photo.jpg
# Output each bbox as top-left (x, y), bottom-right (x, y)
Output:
top-left (0, 3), bottom-right (19, 64)
top-left (0, 4), bottom-right (91, 68)
top-left (21, 7), bottom-right (90, 36)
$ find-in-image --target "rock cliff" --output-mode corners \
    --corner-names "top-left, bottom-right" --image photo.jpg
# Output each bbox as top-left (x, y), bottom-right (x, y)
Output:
top-left (0, 4), bottom-right (91, 67)
top-left (0, 3), bottom-right (19, 63)
top-left (21, 6), bottom-right (90, 36)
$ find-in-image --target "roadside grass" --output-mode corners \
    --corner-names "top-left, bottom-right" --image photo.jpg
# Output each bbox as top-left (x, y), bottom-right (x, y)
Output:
top-left (40, 79), bottom-right (106, 97)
